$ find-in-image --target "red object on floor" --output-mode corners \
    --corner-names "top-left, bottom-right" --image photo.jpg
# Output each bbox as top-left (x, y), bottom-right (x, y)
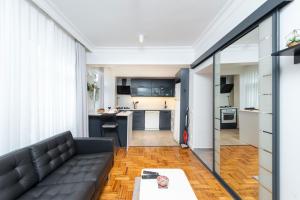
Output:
top-left (182, 107), bottom-right (189, 145)
top-left (183, 129), bottom-right (188, 145)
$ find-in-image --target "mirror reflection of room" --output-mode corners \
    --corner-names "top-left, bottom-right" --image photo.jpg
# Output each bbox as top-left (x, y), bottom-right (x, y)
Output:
top-left (219, 28), bottom-right (260, 199)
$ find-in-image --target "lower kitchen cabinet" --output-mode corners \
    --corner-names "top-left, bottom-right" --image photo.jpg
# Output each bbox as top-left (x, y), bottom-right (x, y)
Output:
top-left (145, 111), bottom-right (160, 130)
top-left (133, 110), bottom-right (145, 130)
top-left (88, 115), bottom-right (129, 147)
top-left (132, 110), bottom-right (171, 131)
top-left (159, 111), bottom-right (171, 130)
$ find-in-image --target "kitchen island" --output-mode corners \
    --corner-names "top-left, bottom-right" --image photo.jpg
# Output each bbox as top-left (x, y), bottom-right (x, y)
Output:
top-left (88, 111), bottom-right (133, 149)
top-left (238, 109), bottom-right (259, 147)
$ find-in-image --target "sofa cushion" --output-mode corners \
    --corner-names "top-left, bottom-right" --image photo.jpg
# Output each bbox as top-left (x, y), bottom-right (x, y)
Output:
top-left (18, 182), bottom-right (95, 200)
top-left (30, 131), bottom-right (76, 181)
top-left (0, 148), bottom-right (38, 200)
top-left (39, 152), bottom-right (113, 187)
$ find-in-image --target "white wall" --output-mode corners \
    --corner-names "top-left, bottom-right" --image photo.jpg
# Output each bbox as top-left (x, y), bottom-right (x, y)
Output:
top-left (221, 44), bottom-right (259, 64)
top-left (193, 0), bottom-right (266, 58)
top-left (279, 1), bottom-right (300, 199)
top-left (189, 58), bottom-right (213, 149)
top-left (103, 67), bottom-right (116, 109)
top-left (117, 95), bottom-right (176, 110)
top-left (103, 65), bottom-right (184, 77)
top-left (87, 47), bottom-right (195, 65)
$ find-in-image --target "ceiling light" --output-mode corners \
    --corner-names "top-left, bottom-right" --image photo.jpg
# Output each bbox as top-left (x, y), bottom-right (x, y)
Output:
top-left (139, 34), bottom-right (144, 44)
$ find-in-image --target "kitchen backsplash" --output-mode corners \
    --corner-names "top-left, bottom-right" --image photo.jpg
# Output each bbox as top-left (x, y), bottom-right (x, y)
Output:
top-left (117, 95), bottom-right (176, 110)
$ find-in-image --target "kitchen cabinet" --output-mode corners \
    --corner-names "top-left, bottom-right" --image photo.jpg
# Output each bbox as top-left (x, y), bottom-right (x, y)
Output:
top-left (159, 111), bottom-right (171, 130)
top-left (175, 68), bottom-right (189, 144)
top-left (131, 79), bottom-right (151, 88)
top-left (151, 79), bottom-right (175, 97)
top-left (132, 110), bottom-right (145, 130)
top-left (88, 114), bottom-right (131, 147)
top-left (239, 110), bottom-right (259, 147)
top-left (145, 111), bottom-right (160, 130)
top-left (131, 79), bottom-right (152, 96)
top-left (88, 116), bottom-right (103, 137)
top-left (131, 79), bottom-right (175, 97)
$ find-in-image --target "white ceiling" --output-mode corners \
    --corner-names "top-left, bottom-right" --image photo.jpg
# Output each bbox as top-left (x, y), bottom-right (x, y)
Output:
top-left (48, 0), bottom-right (228, 48)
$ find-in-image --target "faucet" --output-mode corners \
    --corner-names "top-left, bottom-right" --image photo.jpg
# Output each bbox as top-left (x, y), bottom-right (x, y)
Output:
top-left (133, 101), bottom-right (139, 109)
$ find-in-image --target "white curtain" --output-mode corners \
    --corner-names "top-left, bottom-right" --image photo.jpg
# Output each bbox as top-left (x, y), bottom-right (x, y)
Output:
top-left (240, 66), bottom-right (259, 109)
top-left (0, 0), bottom-right (78, 155)
top-left (75, 42), bottom-right (88, 137)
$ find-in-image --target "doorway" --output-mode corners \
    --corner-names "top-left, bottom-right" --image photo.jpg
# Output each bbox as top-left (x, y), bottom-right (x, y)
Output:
top-left (190, 58), bottom-right (214, 170)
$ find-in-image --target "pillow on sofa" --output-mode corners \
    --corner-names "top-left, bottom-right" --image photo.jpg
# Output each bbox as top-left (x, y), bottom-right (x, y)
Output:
top-left (30, 131), bottom-right (76, 181)
top-left (0, 148), bottom-right (39, 200)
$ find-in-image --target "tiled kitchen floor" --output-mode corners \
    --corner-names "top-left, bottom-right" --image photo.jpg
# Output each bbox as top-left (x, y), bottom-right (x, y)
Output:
top-left (130, 131), bottom-right (179, 146)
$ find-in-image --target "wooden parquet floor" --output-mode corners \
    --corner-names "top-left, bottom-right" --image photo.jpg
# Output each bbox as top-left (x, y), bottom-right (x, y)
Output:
top-left (99, 147), bottom-right (232, 200)
top-left (220, 145), bottom-right (259, 200)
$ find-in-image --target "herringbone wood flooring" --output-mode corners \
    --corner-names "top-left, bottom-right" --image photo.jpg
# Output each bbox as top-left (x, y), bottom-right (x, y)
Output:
top-left (99, 147), bottom-right (232, 200)
top-left (221, 145), bottom-right (259, 200)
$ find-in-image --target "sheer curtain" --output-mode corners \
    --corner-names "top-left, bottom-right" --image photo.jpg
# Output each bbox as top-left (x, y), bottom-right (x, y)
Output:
top-left (0, 0), bottom-right (79, 155)
top-left (75, 42), bottom-right (88, 137)
top-left (240, 66), bottom-right (259, 109)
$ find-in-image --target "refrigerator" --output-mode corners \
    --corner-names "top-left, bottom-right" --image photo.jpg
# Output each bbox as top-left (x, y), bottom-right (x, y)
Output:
top-left (174, 83), bottom-right (181, 143)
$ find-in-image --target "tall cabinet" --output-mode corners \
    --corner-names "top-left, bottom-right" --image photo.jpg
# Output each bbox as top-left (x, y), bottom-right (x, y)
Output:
top-left (175, 69), bottom-right (189, 144)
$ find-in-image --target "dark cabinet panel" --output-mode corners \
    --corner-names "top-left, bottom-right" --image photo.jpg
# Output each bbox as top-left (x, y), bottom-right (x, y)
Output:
top-left (89, 116), bottom-right (128, 147)
top-left (133, 110), bottom-right (145, 130)
top-left (151, 79), bottom-right (166, 87)
top-left (131, 79), bottom-right (151, 88)
top-left (131, 87), bottom-right (152, 97)
top-left (160, 79), bottom-right (174, 97)
top-left (116, 117), bottom-right (128, 147)
top-left (131, 79), bottom-right (175, 97)
top-left (131, 79), bottom-right (152, 96)
top-left (152, 79), bottom-right (175, 97)
top-left (151, 87), bottom-right (161, 96)
top-left (159, 111), bottom-right (171, 130)
top-left (88, 116), bottom-right (102, 137)
top-left (151, 79), bottom-right (164, 97)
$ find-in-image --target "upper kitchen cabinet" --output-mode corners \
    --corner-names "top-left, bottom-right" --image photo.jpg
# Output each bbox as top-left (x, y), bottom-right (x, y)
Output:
top-left (131, 79), bottom-right (175, 97)
top-left (151, 79), bottom-right (175, 97)
top-left (131, 79), bottom-right (152, 96)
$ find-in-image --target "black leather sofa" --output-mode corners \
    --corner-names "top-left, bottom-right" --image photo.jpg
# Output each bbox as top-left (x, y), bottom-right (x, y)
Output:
top-left (0, 131), bottom-right (114, 200)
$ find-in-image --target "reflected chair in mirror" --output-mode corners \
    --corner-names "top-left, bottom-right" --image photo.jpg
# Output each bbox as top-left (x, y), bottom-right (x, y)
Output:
top-left (101, 113), bottom-right (121, 147)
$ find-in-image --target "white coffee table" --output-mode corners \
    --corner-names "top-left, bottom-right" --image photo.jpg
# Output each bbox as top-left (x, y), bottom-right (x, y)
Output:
top-left (139, 169), bottom-right (198, 200)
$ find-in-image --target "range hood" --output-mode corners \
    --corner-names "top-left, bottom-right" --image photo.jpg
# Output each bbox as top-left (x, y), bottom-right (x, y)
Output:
top-left (220, 76), bottom-right (234, 93)
top-left (220, 84), bottom-right (234, 93)
top-left (117, 78), bottom-right (131, 95)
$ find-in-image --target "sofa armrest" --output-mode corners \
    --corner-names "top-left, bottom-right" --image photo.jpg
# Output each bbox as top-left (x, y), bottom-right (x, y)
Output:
top-left (74, 137), bottom-right (114, 154)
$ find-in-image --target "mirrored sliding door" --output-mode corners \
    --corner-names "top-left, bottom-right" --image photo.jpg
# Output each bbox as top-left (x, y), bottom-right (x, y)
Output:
top-left (214, 16), bottom-right (274, 200)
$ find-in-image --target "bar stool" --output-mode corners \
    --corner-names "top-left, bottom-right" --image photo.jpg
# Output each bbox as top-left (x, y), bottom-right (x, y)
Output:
top-left (101, 113), bottom-right (121, 147)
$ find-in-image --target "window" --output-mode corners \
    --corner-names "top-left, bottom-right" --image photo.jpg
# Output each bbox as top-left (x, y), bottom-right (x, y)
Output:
top-left (240, 66), bottom-right (259, 109)
top-left (0, 0), bottom-right (77, 155)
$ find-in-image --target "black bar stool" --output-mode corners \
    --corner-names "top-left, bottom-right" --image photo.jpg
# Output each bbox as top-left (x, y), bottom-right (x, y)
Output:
top-left (101, 113), bottom-right (121, 147)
